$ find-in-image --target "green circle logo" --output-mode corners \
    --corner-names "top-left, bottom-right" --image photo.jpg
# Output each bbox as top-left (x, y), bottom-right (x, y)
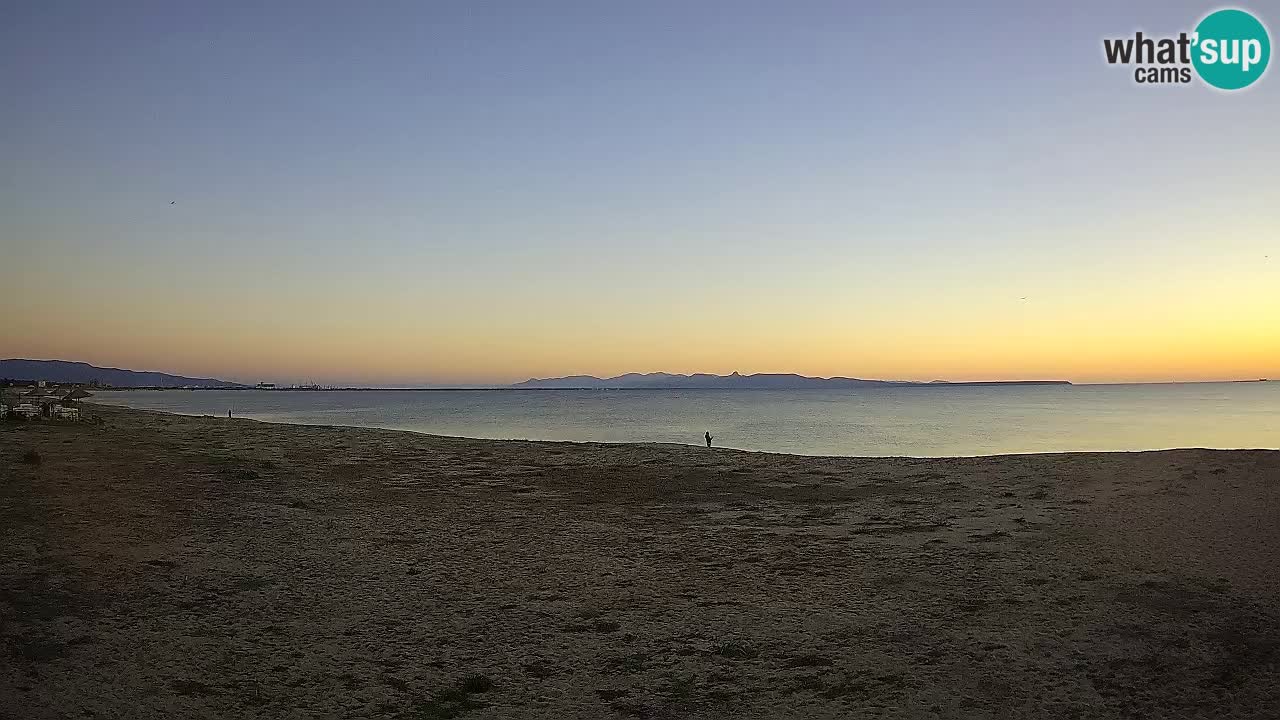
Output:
top-left (1192, 9), bottom-right (1271, 90)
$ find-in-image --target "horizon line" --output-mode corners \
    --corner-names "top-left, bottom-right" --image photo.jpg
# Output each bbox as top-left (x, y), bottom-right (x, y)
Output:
top-left (2, 358), bottom-right (1273, 390)
top-left (94, 379), bottom-right (1270, 391)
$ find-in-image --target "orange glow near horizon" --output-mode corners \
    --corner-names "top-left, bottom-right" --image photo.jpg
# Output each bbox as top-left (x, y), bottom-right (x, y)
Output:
top-left (6, 250), bottom-right (1277, 385)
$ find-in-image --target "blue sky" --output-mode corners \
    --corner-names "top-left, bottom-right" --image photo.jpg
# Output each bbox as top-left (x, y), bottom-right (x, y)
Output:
top-left (3, 1), bottom-right (1277, 384)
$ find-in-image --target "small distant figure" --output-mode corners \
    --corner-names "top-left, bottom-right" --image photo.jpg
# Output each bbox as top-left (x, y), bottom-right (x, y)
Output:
top-left (170, 200), bottom-right (176, 205)
top-left (705, 431), bottom-right (713, 448)
top-left (227, 409), bottom-right (232, 418)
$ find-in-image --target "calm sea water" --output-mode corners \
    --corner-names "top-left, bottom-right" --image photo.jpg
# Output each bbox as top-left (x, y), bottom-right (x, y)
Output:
top-left (92, 383), bottom-right (1280, 457)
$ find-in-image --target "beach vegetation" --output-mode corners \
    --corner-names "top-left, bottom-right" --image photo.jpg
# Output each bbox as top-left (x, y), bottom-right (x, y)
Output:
top-left (417, 674), bottom-right (493, 719)
top-left (714, 640), bottom-right (758, 659)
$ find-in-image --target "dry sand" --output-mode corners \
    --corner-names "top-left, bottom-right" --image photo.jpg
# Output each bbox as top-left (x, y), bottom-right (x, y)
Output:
top-left (2, 404), bottom-right (1279, 719)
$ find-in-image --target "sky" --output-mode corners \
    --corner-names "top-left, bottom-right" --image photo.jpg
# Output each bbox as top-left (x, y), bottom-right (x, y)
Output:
top-left (2, 1), bottom-right (1278, 386)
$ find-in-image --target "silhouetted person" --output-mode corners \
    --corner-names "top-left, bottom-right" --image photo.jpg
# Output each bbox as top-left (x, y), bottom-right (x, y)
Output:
top-left (705, 431), bottom-right (713, 448)
top-left (227, 409), bottom-right (232, 418)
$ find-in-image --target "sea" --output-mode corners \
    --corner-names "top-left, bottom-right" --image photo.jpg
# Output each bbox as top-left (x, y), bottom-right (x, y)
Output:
top-left (91, 382), bottom-right (1280, 457)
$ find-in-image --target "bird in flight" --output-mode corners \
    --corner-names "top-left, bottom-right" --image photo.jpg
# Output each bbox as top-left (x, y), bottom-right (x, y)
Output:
top-left (170, 201), bottom-right (176, 205)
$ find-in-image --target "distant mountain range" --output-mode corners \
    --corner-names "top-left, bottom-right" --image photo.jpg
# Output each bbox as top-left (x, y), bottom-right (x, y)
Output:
top-left (1, 360), bottom-right (1074, 390)
top-left (0, 359), bottom-right (246, 388)
top-left (512, 372), bottom-right (1071, 390)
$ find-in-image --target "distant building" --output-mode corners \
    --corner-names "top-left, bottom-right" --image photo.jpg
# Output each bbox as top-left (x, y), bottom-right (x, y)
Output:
top-left (256, 382), bottom-right (276, 390)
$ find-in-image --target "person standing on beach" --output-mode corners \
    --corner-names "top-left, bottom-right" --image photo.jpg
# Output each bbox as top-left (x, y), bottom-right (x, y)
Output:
top-left (705, 431), bottom-right (713, 448)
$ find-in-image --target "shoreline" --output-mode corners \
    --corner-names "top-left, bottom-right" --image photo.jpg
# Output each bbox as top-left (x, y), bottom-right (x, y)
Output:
top-left (85, 401), bottom-right (1279, 460)
top-left (3, 404), bottom-right (1279, 718)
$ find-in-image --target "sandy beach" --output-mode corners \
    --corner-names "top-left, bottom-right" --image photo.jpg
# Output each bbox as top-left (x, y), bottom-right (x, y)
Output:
top-left (2, 404), bottom-right (1278, 719)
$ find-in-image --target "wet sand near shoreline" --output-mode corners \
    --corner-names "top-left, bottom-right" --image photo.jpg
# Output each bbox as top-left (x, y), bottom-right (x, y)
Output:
top-left (2, 404), bottom-right (1279, 718)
